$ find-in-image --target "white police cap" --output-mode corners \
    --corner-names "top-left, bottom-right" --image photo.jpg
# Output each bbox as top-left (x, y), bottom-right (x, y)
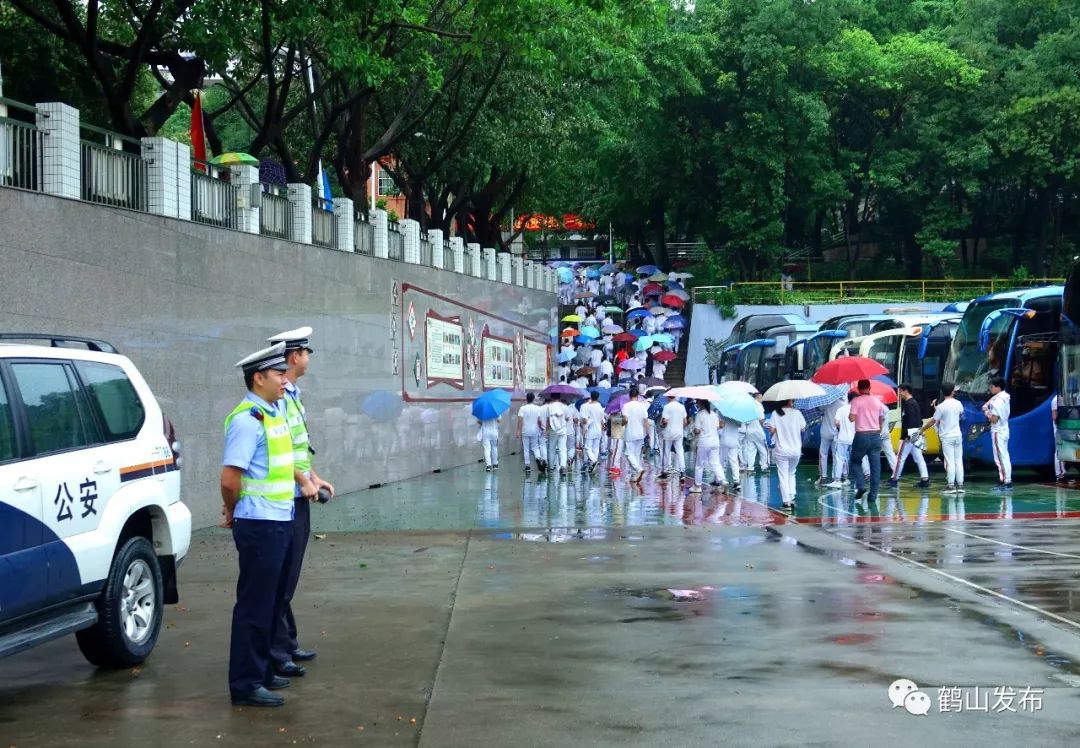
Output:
top-left (235, 341), bottom-right (289, 373)
top-left (267, 325), bottom-right (313, 353)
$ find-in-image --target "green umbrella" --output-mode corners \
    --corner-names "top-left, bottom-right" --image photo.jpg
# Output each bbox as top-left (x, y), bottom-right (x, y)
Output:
top-left (604, 306), bottom-right (624, 313)
top-left (210, 152), bottom-right (259, 166)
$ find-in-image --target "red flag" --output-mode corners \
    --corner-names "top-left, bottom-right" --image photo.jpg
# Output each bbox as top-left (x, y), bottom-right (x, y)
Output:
top-left (190, 90), bottom-right (207, 171)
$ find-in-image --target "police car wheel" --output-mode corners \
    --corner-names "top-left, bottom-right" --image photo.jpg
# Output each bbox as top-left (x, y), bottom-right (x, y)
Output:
top-left (76, 537), bottom-right (164, 668)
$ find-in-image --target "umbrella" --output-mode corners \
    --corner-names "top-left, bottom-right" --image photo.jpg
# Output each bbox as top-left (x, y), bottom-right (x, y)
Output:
top-left (599, 263), bottom-right (619, 273)
top-left (557, 267), bottom-right (574, 283)
top-left (667, 385), bottom-right (723, 401)
top-left (613, 332), bottom-right (637, 343)
top-left (558, 350), bottom-right (575, 363)
top-left (472, 389), bottom-right (512, 420)
top-left (761, 380), bottom-right (827, 402)
top-left (653, 351), bottom-right (676, 362)
top-left (574, 335), bottom-right (595, 345)
top-left (665, 314), bottom-right (688, 326)
top-left (606, 394), bottom-right (630, 414)
top-left (661, 295), bottom-right (686, 307)
top-left (873, 373), bottom-right (898, 388)
top-left (651, 333), bottom-right (675, 347)
top-left (627, 309), bottom-right (652, 320)
top-left (580, 325), bottom-right (601, 338)
top-left (812, 356), bottom-right (889, 385)
top-left (586, 269), bottom-right (601, 279)
top-left (361, 390), bottom-right (404, 422)
top-left (604, 306), bottom-right (624, 314)
top-left (794, 382), bottom-right (848, 410)
top-left (542, 383), bottom-right (587, 398)
top-left (561, 327), bottom-right (580, 337)
top-left (637, 265), bottom-right (661, 275)
top-left (664, 319), bottom-right (687, 330)
top-left (640, 376), bottom-right (667, 387)
top-left (633, 337), bottom-right (654, 352)
top-left (650, 307), bottom-right (669, 316)
top-left (716, 392), bottom-right (761, 423)
top-left (667, 281), bottom-right (686, 290)
top-left (575, 290), bottom-right (597, 299)
top-left (601, 323), bottom-right (624, 334)
top-left (715, 380), bottom-right (758, 396)
top-left (630, 329), bottom-right (650, 338)
top-left (851, 379), bottom-right (899, 405)
top-left (562, 314), bottom-right (582, 322)
top-left (647, 272), bottom-right (669, 282)
top-left (666, 288), bottom-right (690, 301)
top-left (619, 359), bottom-right (645, 370)
top-left (576, 365), bottom-right (597, 375)
top-left (587, 387), bottom-right (618, 406)
top-left (642, 283), bottom-right (664, 296)
top-left (210, 152), bottom-right (259, 166)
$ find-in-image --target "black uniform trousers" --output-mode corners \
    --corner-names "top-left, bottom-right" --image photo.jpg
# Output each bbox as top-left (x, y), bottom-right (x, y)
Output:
top-left (270, 496), bottom-right (310, 665)
top-left (228, 518), bottom-right (294, 696)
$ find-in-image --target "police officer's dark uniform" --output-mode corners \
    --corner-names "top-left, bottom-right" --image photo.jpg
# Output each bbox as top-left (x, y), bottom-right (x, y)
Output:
top-left (222, 342), bottom-right (296, 707)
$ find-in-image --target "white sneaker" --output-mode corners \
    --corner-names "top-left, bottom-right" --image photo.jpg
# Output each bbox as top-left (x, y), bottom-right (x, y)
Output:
top-left (825, 481), bottom-right (843, 489)
top-left (689, 484), bottom-right (703, 493)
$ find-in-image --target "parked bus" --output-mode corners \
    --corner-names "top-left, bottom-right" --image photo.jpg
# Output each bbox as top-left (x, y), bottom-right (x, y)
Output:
top-left (711, 313), bottom-right (807, 381)
top-left (1056, 265), bottom-right (1080, 469)
top-left (727, 324), bottom-right (820, 393)
top-left (943, 286), bottom-right (1062, 470)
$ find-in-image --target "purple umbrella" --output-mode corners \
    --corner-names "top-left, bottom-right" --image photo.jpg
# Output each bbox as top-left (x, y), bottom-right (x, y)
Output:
top-left (605, 394), bottom-right (630, 414)
top-left (619, 358), bottom-right (645, 371)
top-left (542, 383), bottom-right (587, 398)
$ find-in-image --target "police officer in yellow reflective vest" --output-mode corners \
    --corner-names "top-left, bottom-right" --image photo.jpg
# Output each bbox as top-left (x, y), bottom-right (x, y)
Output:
top-left (266, 326), bottom-right (334, 676)
top-left (221, 342), bottom-right (296, 708)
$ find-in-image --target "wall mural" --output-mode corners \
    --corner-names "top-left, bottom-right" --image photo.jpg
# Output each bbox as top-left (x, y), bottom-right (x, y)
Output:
top-left (402, 283), bottom-right (551, 402)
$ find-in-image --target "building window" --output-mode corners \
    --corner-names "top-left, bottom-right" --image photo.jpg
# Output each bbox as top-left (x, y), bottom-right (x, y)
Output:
top-left (379, 168), bottom-right (400, 197)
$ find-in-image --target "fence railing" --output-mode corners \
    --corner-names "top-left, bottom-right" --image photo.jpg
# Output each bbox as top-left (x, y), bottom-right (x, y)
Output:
top-left (420, 233), bottom-right (432, 266)
top-left (311, 197), bottom-right (336, 247)
top-left (259, 185), bottom-right (289, 239)
top-left (355, 217), bottom-right (374, 254)
top-left (692, 278), bottom-right (1068, 306)
top-left (191, 161), bottom-right (239, 229)
top-left (388, 223), bottom-right (404, 261)
top-left (0, 98), bottom-right (41, 191)
top-left (79, 124), bottom-right (147, 211)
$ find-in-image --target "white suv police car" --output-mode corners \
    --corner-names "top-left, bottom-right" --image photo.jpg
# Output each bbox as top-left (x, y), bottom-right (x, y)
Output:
top-left (0, 334), bottom-right (191, 667)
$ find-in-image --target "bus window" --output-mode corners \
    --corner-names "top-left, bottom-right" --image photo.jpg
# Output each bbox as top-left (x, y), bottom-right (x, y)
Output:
top-left (944, 299), bottom-right (1014, 398)
top-left (867, 336), bottom-right (902, 380)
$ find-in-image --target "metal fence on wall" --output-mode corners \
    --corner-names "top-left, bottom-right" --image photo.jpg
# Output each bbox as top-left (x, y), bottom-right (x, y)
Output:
top-left (420, 232), bottom-right (432, 266)
top-left (191, 161), bottom-right (239, 229)
top-left (355, 217), bottom-right (374, 254)
top-left (312, 197), bottom-right (336, 247)
top-left (388, 223), bottom-right (404, 260)
top-left (0, 98), bottom-right (41, 191)
top-left (259, 186), bottom-right (289, 239)
top-left (80, 124), bottom-right (147, 212)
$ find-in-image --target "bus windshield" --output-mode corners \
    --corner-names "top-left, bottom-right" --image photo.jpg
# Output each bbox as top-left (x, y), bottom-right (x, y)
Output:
top-left (944, 299), bottom-right (1016, 399)
top-left (865, 335), bottom-right (903, 380)
top-left (1061, 269), bottom-right (1080, 407)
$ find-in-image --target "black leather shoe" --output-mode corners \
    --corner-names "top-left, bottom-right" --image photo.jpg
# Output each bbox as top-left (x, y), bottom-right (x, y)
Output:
top-left (232, 685), bottom-right (285, 707)
top-left (275, 661), bottom-right (306, 677)
top-left (265, 675), bottom-right (291, 690)
top-left (292, 649), bottom-right (317, 662)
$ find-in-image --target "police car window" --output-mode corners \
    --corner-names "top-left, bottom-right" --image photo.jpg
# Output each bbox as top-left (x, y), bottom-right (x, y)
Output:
top-left (0, 381), bottom-right (15, 462)
top-left (12, 362), bottom-right (95, 454)
top-left (75, 361), bottom-right (145, 442)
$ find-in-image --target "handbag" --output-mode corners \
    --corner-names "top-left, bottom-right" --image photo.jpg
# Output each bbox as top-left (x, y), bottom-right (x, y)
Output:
top-left (908, 428), bottom-right (927, 451)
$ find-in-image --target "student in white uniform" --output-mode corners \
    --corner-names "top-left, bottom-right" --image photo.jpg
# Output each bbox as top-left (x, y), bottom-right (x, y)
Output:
top-left (742, 393), bottom-right (769, 472)
top-left (544, 394), bottom-right (572, 475)
top-left (1052, 393), bottom-right (1066, 482)
top-left (879, 399), bottom-right (898, 474)
top-left (477, 415), bottom-right (500, 471)
top-left (516, 393), bottom-right (546, 473)
top-left (652, 360), bottom-right (667, 382)
top-left (691, 400), bottom-right (724, 492)
top-left (827, 393), bottom-right (856, 488)
top-left (983, 377), bottom-right (1012, 489)
top-left (720, 416), bottom-right (743, 490)
top-left (659, 396), bottom-right (688, 478)
top-left (768, 400), bottom-right (807, 510)
top-left (817, 396), bottom-right (843, 486)
top-left (580, 392), bottom-right (607, 472)
top-left (925, 383), bottom-right (964, 493)
top-left (621, 390), bottom-right (652, 482)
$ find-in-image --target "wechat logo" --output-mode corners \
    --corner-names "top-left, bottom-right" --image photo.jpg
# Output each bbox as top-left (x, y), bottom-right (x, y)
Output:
top-left (889, 679), bottom-right (931, 716)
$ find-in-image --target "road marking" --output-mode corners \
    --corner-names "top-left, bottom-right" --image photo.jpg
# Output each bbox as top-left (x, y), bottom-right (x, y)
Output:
top-left (831, 530), bottom-right (1080, 633)
top-left (941, 526), bottom-right (1080, 561)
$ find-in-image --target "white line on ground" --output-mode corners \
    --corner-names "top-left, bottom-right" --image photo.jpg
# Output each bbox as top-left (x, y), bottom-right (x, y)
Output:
top-left (941, 526), bottom-right (1080, 561)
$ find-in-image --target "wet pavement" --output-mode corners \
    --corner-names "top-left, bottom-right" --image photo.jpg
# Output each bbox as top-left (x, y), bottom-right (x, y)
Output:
top-left (4, 453), bottom-right (1080, 746)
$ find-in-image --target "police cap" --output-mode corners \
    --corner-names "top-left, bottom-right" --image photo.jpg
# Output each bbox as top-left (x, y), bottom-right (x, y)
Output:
top-left (235, 341), bottom-right (289, 373)
top-left (267, 325), bottom-right (314, 353)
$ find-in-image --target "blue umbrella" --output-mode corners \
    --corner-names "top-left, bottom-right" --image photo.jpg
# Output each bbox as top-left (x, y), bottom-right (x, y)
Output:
top-left (472, 389), bottom-right (512, 420)
top-left (580, 325), bottom-right (601, 338)
top-left (574, 334), bottom-right (595, 345)
top-left (558, 350), bottom-right (575, 363)
top-left (651, 332), bottom-right (675, 347)
top-left (586, 269), bottom-right (601, 279)
top-left (557, 267), bottom-right (574, 283)
top-left (873, 373), bottom-right (897, 388)
top-left (667, 281), bottom-right (685, 290)
top-left (586, 387), bottom-right (619, 406)
top-left (362, 390), bottom-right (404, 422)
top-left (716, 392), bottom-right (761, 423)
top-left (627, 308), bottom-right (651, 320)
top-left (637, 265), bottom-right (660, 275)
top-left (794, 383), bottom-right (849, 411)
top-left (599, 263), bottom-right (618, 273)
top-left (633, 337), bottom-right (654, 352)
top-left (630, 329), bottom-right (650, 337)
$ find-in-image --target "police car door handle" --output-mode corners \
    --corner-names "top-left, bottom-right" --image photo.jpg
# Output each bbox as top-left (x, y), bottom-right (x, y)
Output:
top-left (13, 477), bottom-right (38, 492)
top-left (93, 461), bottom-right (113, 475)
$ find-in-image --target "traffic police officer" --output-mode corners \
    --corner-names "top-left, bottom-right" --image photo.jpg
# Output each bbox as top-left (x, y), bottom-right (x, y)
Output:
top-left (266, 326), bottom-right (334, 676)
top-left (221, 341), bottom-right (296, 708)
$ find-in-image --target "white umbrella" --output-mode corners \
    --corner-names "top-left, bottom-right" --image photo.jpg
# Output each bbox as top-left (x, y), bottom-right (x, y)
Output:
top-left (761, 380), bottom-right (827, 402)
top-left (666, 385), bottom-right (723, 401)
top-left (715, 380), bottom-right (758, 396)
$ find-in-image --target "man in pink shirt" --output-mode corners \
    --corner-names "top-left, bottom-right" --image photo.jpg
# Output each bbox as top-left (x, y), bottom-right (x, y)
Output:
top-left (848, 379), bottom-right (885, 502)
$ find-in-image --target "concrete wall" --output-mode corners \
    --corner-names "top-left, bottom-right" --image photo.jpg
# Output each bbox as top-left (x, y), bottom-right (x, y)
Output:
top-left (0, 189), bottom-right (556, 529)
top-left (684, 301), bottom-right (952, 385)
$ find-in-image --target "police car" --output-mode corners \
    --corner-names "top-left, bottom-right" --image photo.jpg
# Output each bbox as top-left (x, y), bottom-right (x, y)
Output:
top-left (0, 334), bottom-right (191, 667)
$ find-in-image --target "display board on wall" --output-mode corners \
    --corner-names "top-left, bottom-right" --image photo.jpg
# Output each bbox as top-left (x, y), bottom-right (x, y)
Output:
top-left (403, 283), bottom-right (551, 401)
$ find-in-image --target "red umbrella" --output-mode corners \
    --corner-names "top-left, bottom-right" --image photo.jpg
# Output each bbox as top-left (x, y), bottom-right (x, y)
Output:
top-left (613, 332), bottom-right (637, 343)
top-left (653, 351), bottom-right (676, 362)
top-left (660, 294), bottom-right (686, 307)
top-left (849, 379), bottom-right (898, 405)
top-left (642, 283), bottom-right (664, 296)
top-left (812, 356), bottom-right (889, 385)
